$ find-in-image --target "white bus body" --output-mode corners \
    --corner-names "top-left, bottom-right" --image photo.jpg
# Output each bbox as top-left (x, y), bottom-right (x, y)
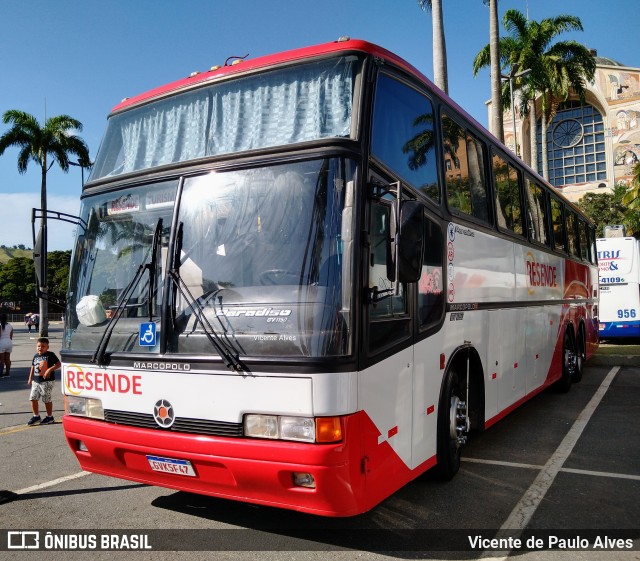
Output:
top-left (597, 236), bottom-right (640, 338)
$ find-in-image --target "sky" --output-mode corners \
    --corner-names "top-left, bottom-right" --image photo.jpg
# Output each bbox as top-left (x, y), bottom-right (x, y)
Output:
top-left (0, 0), bottom-right (636, 251)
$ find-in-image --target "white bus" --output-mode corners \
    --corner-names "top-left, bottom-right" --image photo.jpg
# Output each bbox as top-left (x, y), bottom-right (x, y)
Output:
top-left (597, 227), bottom-right (640, 339)
top-left (59, 39), bottom-right (599, 516)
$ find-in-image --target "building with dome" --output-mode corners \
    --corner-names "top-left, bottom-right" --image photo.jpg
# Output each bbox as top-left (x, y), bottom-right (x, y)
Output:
top-left (496, 50), bottom-right (640, 202)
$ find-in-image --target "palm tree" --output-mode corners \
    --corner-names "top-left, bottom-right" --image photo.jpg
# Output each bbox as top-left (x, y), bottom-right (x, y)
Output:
top-left (0, 110), bottom-right (90, 336)
top-left (473, 10), bottom-right (594, 177)
top-left (485, 0), bottom-right (503, 142)
top-left (418, 0), bottom-right (448, 94)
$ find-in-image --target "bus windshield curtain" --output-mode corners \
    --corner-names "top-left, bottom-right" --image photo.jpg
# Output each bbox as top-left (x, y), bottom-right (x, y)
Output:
top-left (93, 57), bottom-right (356, 179)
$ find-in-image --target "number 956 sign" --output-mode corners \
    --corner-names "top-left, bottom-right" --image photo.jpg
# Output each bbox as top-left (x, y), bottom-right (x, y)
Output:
top-left (617, 309), bottom-right (637, 319)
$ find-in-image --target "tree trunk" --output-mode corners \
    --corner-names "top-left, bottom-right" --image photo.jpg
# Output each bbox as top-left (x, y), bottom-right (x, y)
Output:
top-left (489, 0), bottom-right (503, 142)
top-left (541, 92), bottom-right (549, 181)
top-left (39, 163), bottom-right (49, 337)
top-left (431, 0), bottom-right (449, 94)
top-left (529, 95), bottom-right (538, 173)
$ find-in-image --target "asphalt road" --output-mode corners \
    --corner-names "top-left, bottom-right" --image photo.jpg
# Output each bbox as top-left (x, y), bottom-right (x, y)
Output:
top-left (0, 324), bottom-right (638, 561)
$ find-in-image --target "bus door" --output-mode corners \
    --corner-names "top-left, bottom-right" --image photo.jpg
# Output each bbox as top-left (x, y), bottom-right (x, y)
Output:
top-left (360, 174), bottom-right (415, 488)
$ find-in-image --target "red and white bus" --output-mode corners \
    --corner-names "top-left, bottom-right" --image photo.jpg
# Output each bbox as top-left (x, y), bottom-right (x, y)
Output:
top-left (61, 38), bottom-right (599, 516)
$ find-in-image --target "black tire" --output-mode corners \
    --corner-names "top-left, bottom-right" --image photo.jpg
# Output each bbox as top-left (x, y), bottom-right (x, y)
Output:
top-left (572, 327), bottom-right (585, 383)
top-left (435, 369), bottom-right (464, 480)
top-left (556, 331), bottom-right (574, 393)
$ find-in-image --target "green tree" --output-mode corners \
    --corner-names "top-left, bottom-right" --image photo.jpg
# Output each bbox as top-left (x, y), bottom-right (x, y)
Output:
top-left (473, 10), bottom-right (594, 178)
top-left (47, 250), bottom-right (72, 306)
top-left (418, 0), bottom-right (448, 94)
top-left (622, 162), bottom-right (640, 213)
top-left (0, 257), bottom-right (37, 311)
top-left (0, 110), bottom-right (90, 335)
top-left (578, 183), bottom-right (640, 237)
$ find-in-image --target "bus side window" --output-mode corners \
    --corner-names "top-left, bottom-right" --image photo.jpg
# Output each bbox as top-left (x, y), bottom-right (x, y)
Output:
top-left (371, 73), bottom-right (439, 203)
top-left (589, 225), bottom-right (597, 264)
top-left (492, 153), bottom-right (523, 235)
top-left (442, 113), bottom-right (490, 224)
top-left (418, 215), bottom-right (444, 329)
top-left (524, 178), bottom-right (549, 246)
top-left (578, 220), bottom-right (589, 261)
top-left (566, 210), bottom-right (579, 257)
top-left (367, 197), bottom-right (411, 352)
top-left (550, 196), bottom-right (566, 252)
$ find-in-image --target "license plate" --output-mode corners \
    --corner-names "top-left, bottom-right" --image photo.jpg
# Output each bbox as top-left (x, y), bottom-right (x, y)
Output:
top-left (147, 455), bottom-right (196, 477)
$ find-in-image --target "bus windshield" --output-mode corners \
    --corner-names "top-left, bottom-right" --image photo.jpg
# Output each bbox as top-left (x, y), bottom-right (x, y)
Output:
top-left (65, 158), bottom-right (354, 359)
top-left (90, 55), bottom-right (360, 180)
top-left (65, 181), bottom-right (177, 355)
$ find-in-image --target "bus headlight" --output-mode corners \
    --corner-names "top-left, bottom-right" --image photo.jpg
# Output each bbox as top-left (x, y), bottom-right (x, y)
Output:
top-left (244, 415), bottom-right (342, 443)
top-left (66, 396), bottom-right (105, 420)
top-left (279, 416), bottom-right (315, 442)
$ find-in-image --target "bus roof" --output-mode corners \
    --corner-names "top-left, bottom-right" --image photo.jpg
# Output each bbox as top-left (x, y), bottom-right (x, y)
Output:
top-left (108, 38), bottom-right (592, 223)
top-left (112, 38), bottom-right (427, 114)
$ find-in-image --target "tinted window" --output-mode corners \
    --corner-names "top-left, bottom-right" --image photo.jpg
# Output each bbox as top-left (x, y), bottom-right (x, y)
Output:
top-left (578, 220), bottom-right (589, 261)
top-left (418, 216), bottom-right (444, 329)
top-left (550, 197), bottom-right (566, 252)
top-left (492, 154), bottom-right (523, 235)
top-left (368, 197), bottom-right (410, 352)
top-left (524, 178), bottom-right (548, 245)
top-left (566, 210), bottom-right (579, 257)
top-left (442, 113), bottom-right (490, 223)
top-left (372, 74), bottom-right (439, 202)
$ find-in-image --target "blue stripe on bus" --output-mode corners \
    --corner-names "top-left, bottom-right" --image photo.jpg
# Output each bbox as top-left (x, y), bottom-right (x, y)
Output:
top-left (599, 321), bottom-right (640, 338)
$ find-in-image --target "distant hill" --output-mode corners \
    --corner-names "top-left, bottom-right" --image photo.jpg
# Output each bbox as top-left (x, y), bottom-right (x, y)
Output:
top-left (0, 246), bottom-right (32, 264)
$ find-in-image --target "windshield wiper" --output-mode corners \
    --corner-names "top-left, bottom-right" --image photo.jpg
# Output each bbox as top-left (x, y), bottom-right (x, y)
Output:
top-left (91, 218), bottom-right (163, 365)
top-left (169, 223), bottom-right (245, 373)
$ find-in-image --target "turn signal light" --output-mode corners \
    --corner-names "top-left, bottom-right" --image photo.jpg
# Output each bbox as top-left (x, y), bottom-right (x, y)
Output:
top-left (315, 417), bottom-right (342, 443)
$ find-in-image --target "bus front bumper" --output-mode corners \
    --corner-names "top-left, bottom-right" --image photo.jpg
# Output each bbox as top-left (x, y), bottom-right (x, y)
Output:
top-left (62, 413), bottom-right (366, 517)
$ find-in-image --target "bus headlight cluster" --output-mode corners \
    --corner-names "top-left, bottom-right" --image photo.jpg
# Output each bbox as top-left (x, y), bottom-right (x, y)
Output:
top-left (66, 395), bottom-right (105, 420)
top-left (244, 414), bottom-right (342, 443)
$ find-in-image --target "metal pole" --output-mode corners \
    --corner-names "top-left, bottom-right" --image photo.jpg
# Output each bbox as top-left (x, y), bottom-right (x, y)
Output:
top-left (510, 77), bottom-right (518, 156)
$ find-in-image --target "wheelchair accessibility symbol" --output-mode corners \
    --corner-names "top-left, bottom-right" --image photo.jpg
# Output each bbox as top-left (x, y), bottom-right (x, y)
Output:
top-left (139, 322), bottom-right (157, 347)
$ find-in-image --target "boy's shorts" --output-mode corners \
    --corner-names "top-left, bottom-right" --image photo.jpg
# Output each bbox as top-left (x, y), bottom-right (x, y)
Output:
top-left (30, 380), bottom-right (54, 403)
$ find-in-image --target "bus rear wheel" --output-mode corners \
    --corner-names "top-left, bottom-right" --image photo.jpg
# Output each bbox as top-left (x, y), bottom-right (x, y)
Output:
top-left (557, 331), bottom-right (575, 393)
top-left (435, 368), bottom-right (468, 480)
top-left (572, 327), bottom-right (585, 383)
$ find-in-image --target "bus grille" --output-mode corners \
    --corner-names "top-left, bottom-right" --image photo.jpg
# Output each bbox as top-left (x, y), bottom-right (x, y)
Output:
top-left (103, 409), bottom-right (244, 437)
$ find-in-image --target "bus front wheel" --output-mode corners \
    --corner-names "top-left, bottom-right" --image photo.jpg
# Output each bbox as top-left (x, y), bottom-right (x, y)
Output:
top-left (435, 368), bottom-right (468, 480)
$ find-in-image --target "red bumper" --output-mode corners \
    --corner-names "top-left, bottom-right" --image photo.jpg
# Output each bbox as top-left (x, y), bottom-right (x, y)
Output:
top-left (62, 413), bottom-right (367, 517)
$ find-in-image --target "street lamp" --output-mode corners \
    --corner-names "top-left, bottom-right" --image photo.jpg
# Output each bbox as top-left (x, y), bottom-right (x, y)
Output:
top-left (501, 66), bottom-right (531, 157)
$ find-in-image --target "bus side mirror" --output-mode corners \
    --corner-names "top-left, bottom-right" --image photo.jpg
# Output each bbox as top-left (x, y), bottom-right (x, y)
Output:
top-left (397, 201), bottom-right (424, 283)
top-left (387, 200), bottom-right (424, 284)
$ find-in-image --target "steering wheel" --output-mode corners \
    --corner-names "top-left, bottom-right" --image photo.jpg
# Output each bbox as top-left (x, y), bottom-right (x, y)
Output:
top-left (259, 269), bottom-right (298, 285)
